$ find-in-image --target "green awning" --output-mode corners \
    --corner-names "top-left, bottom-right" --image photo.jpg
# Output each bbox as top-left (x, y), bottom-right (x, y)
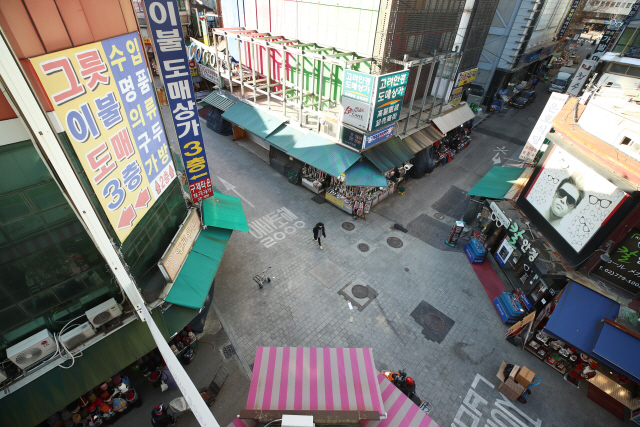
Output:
top-left (200, 91), bottom-right (236, 111)
top-left (345, 161), bottom-right (388, 187)
top-left (165, 227), bottom-right (232, 310)
top-left (0, 315), bottom-right (167, 427)
top-left (468, 166), bottom-right (525, 199)
top-left (202, 192), bottom-right (250, 232)
top-left (222, 101), bottom-right (286, 139)
top-left (266, 124), bottom-right (306, 152)
top-left (161, 305), bottom-right (201, 338)
top-left (287, 132), bottom-right (361, 177)
top-left (362, 137), bottom-right (415, 172)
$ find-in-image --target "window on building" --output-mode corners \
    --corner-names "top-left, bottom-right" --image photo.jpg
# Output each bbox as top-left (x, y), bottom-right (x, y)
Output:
top-left (609, 63), bottom-right (630, 74)
top-left (616, 2), bottom-right (621, 7)
top-left (621, 136), bottom-right (633, 145)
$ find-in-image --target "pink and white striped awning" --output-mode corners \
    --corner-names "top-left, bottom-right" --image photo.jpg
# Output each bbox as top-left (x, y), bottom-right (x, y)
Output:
top-left (246, 347), bottom-right (386, 417)
top-left (361, 374), bottom-right (440, 427)
top-left (228, 418), bottom-right (256, 427)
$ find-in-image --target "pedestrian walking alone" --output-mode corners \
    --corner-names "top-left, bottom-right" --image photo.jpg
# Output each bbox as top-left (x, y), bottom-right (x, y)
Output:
top-left (532, 77), bottom-right (539, 89)
top-left (313, 222), bottom-right (326, 249)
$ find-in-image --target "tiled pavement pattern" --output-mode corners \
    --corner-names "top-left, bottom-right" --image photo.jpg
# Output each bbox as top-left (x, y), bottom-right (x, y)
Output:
top-left (160, 105), bottom-right (625, 427)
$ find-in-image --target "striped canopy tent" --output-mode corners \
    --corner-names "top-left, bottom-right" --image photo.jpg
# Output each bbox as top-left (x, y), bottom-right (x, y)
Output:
top-left (361, 374), bottom-right (440, 427)
top-left (243, 347), bottom-right (386, 421)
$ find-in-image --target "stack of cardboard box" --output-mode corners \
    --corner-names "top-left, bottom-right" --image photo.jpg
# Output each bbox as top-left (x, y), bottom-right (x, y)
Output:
top-left (496, 362), bottom-right (536, 401)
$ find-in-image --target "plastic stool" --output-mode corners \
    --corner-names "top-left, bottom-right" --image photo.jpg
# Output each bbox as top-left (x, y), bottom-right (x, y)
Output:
top-left (398, 187), bottom-right (405, 195)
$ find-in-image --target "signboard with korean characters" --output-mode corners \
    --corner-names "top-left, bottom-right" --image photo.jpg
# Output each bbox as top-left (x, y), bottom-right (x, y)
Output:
top-left (342, 69), bottom-right (375, 103)
top-left (567, 60), bottom-right (596, 97)
top-left (450, 87), bottom-right (463, 106)
top-left (519, 93), bottom-right (569, 163)
top-left (370, 70), bottom-right (410, 131)
top-left (197, 63), bottom-right (222, 87)
top-left (341, 97), bottom-right (371, 131)
top-left (592, 228), bottom-right (640, 295)
top-left (30, 32), bottom-right (175, 242)
top-left (362, 123), bottom-right (395, 150)
top-left (144, 0), bottom-right (214, 203)
top-left (455, 68), bottom-right (478, 87)
top-left (557, 0), bottom-right (581, 38)
top-left (158, 208), bottom-right (201, 281)
top-left (339, 126), bottom-right (364, 150)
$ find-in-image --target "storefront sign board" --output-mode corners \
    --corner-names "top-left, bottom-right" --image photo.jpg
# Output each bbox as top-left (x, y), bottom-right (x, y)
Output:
top-left (325, 192), bottom-right (346, 209)
top-left (370, 70), bottom-right (409, 131)
top-left (362, 123), bottom-right (395, 150)
top-left (455, 68), bottom-right (478, 87)
top-left (592, 229), bottom-right (640, 295)
top-left (566, 60), bottom-right (596, 97)
top-left (490, 202), bottom-right (511, 228)
top-left (342, 69), bottom-right (375, 103)
top-left (158, 209), bottom-right (201, 281)
top-left (197, 63), bottom-right (223, 87)
top-left (30, 32), bottom-right (175, 242)
top-left (595, 27), bottom-right (618, 53)
top-left (520, 93), bottom-right (569, 163)
top-left (450, 87), bottom-right (463, 106)
top-left (557, 0), bottom-right (582, 38)
top-left (495, 237), bottom-right (515, 267)
top-left (339, 126), bottom-right (364, 150)
top-left (143, 38), bottom-right (152, 45)
top-left (144, 0), bottom-right (213, 202)
top-left (341, 97), bottom-right (371, 131)
top-left (489, 203), bottom-right (540, 262)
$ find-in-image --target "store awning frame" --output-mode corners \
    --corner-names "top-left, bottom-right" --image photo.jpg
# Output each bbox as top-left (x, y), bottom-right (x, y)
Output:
top-left (222, 101), bottom-right (286, 139)
top-left (402, 125), bottom-right (443, 153)
top-left (431, 103), bottom-right (475, 135)
top-left (286, 132), bottom-right (361, 177)
top-left (468, 166), bottom-right (527, 200)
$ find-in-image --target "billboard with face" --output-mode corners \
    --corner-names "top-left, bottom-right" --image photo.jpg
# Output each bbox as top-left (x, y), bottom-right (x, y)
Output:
top-left (525, 146), bottom-right (628, 252)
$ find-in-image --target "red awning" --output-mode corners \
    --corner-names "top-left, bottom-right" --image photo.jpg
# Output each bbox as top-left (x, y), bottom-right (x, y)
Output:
top-left (246, 347), bottom-right (385, 416)
top-left (361, 374), bottom-right (440, 427)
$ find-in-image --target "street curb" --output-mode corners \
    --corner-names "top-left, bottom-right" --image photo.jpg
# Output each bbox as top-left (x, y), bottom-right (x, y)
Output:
top-left (210, 300), bottom-right (253, 379)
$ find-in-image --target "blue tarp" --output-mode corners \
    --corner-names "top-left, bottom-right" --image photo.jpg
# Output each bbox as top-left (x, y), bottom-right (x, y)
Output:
top-left (544, 281), bottom-right (620, 354)
top-left (592, 321), bottom-right (640, 383)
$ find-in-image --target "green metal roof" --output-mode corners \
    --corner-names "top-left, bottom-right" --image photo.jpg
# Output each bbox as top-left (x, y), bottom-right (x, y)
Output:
top-left (200, 91), bottom-right (236, 111)
top-left (266, 124), bottom-right (306, 152)
top-left (287, 132), bottom-right (361, 177)
top-left (165, 227), bottom-right (232, 310)
top-left (345, 161), bottom-right (388, 187)
top-left (222, 101), bottom-right (286, 139)
top-left (202, 192), bottom-right (250, 232)
top-left (468, 166), bottom-right (525, 199)
top-left (363, 137), bottom-right (415, 172)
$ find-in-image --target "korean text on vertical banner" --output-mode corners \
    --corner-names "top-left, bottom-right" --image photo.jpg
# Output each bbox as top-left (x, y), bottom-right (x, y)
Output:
top-left (370, 70), bottom-right (409, 131)
top-left (30, 33), bottom-right (175, 242)
top-left (519, 93), bottom-right (569, 163)
top-left (144, 0), bottom-right (214, 202)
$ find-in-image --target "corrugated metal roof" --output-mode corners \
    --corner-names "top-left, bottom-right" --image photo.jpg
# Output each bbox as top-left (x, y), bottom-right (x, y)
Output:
top-left (363, 137), bottom-right (415, 172)
top-left (201, 91), bottom-right (236, 111)
top-left (431, 103), bottom-right (476, 134)
top-left (286, 132), bottom-right (361, 177)
top-left (222, 101), bottom-right (286, 139)
top-left (403, 125), bottom-right (443, 153)
top-left (265, 124), bottom-right (306, 153)
top-left (344, 161), bottom-right (388, 187)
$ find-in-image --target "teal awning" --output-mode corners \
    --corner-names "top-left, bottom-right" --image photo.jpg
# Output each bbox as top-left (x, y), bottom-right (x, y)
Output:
top-left (344, 161), bottom-right (388, 187)
top-left (266, 124), bottom-right (306, 152)
top-left (200, 91), bottom-right (236, 111)
top-left (362, 137), bottom-right (415, 172)
top-left (165, 227), bottom-right (232, 310)
top-left (468, 166), bottom-right (525, 199)
top-left (202, 192), bottom-right (250, 232)
top-left (222, 101), bottom-right (286, 139)
top-left (287, 132), bottom-right (361, 177)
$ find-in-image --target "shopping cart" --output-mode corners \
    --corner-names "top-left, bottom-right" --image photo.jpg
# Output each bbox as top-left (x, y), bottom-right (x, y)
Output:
top-left (253, 266), bottom-right (272, 288)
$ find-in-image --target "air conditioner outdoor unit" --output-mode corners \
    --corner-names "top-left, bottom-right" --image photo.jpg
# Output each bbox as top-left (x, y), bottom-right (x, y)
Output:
top-left (59, 322), bottom-right (96, 350)
top-left (6, 329), bottom-right (56, 370)
top-left (85, 298), bottom-right (123, 328)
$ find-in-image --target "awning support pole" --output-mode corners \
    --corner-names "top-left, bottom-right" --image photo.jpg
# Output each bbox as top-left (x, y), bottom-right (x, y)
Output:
top-left (438, 54), bottom-right (454, 115)
top-left (403, 63), bottom-right (422, 134)
top-left (428, 53), bottom-right (443, 121)
top-left (266, 46), bottom-right (271, 110)
top-left (416, 52), bottom-right (436, 125)
top-left (282, 47), bottom-right (287, 117)
top-left (251, 40), bottom-right (257, 103)
top-left (298, 52), bottom-right (304, 123)
top-left (213, 34), bottom-right (222, 90)
top-left (237, 38), bottom-right (245, 99)
top-left (225, 34), bottom-right (233, 93)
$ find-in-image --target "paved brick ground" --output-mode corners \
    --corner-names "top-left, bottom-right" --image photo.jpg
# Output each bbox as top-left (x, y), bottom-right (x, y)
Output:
top-left (160, 89), bottom-right (626, 425)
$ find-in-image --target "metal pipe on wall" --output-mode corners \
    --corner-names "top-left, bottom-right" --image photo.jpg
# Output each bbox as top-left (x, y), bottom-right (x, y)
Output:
top-left (428, 55), bottom-right (442, 120)
top-left (282, 47), bottom-right (287, 116)
top-left (225, 33), bottom-right (233, 93)
top-left (415, 51), bottom-right (437, 126)
top-left (237, 37), bottom-right (244, 98)
top-left (403, 63), bottom-right (422, 133)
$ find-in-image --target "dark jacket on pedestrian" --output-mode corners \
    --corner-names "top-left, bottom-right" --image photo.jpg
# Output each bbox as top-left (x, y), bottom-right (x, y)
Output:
top-left (313, 224), bottom-right (326, 240)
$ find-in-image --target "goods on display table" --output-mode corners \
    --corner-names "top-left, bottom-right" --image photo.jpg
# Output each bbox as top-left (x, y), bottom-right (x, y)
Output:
top-left (433, 121), bottom-right (472, 166)
top-left (493, 291), bottom-right (526, 325)
top-left (300, 165), bottom-right (326, 194)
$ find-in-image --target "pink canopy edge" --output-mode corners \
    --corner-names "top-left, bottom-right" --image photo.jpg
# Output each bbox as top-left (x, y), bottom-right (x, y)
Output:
top-left (360, 374), bottom-right (439, 427)
top-left (246, 347), bottom-right (386, 416)
top-left (229, 418), bottom-right (257, 427)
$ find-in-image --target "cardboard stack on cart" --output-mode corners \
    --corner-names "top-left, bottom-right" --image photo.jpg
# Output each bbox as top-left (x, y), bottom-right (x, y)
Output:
top-left (497, 362), bottom-right (536, 401)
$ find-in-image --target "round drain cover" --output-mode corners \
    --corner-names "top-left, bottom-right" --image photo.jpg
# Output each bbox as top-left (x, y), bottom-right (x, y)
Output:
top-left (352, 285), bottom-right (369, 299)
top-left (404, 267), bottom-right (410, 272)
top-left (424, 313), bottom-right (446, 331)
top-left (387, 237), bottom-right (403, 248)
top-left (434, 213), bottom-right (445, 220)
top-left (357, 243), bottom-right (370, 252)
top-left (342, 222), bottom-right (355, 231)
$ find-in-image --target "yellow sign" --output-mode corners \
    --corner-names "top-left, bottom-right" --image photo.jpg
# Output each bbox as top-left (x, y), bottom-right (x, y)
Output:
top-left (457, 68), bottom-right (478, 87)
top-left (30, 33), bottom-right (176, 242)
top-left (159, 209), bottom-right (201, 281)
top-left (324, 192), bottom-right (345, 208)
top-left (142, 38), bottom-right (152, 45)
top-left (450, 87), bottom-right (463, 106)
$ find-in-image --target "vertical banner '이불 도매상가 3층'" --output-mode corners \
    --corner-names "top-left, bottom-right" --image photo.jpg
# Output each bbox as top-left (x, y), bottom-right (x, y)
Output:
top-left (30, 32), bottom-right (176, 242)
top-left (143, 0), bottom-right (214, 203)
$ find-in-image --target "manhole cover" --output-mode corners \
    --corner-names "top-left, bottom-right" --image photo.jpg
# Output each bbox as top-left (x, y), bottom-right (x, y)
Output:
top-left (342, 222), bottom-right (355, 231)
top-left (352, 284), bottom-right (369, 299)
top-left (222, 344), bottom-right (236, 359)
top-left (404, 267), bottom-right (410, 272)
top-left (387, 237), bottom-right (403, 248)
top-left (424, 313), bottom-right (446, 331)
top-left (357, 243), bottom-right (370, 252)
top-left (434, 213), bottom-right (445, 220)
